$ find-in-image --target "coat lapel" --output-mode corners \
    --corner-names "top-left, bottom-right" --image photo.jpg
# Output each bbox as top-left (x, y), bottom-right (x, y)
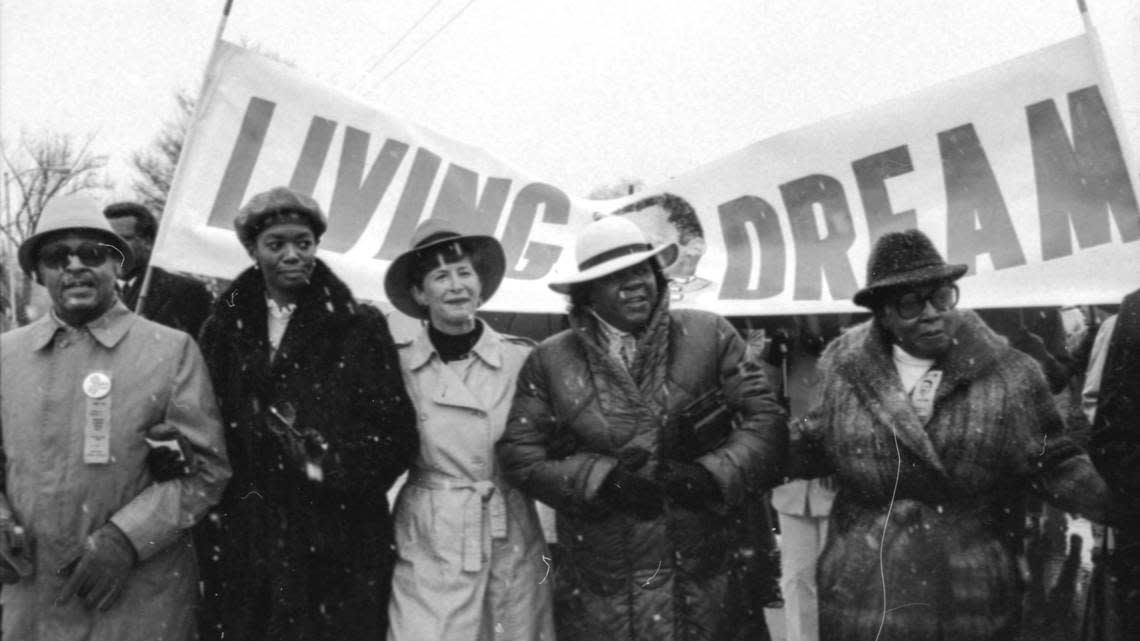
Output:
top-left (406, 325), bottom-right (489, 413)
top-left (833, 311), bottom-right (1006, 479)
top-left (931, 311), bottom-right (1002, 407)
top-left (429, 368), bottom-right (486, 412)
top-left (269, 263), bottom-right (356, 374)
top-left (839, 324), bottom-right (948, 477)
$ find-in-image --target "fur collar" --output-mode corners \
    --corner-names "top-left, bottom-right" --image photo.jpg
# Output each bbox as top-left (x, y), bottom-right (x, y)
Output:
top-left (212, 260), bottom-right (357, 324)
top-left (210, 260), bottom-right (359, 372)
top-left (823, 310), bottom-right (1009, 476)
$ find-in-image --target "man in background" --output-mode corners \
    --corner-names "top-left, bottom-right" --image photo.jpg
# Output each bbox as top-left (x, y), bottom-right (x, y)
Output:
top-left (1086, 287), bottom-right (1140, 637)
top-left (765, 315), bottom-right (840, 641)
top-left (104, 202), bottom-right (212, 337)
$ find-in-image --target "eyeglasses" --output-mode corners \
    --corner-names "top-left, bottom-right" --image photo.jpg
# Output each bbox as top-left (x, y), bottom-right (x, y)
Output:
top-left (37, 242), bottom-right (113, 270)
top-left (893, 284), bottom-right (959, 320)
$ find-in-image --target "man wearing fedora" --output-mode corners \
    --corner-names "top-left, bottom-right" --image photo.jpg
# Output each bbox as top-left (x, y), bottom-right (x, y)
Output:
top-left (498, 215), bottom-right (788, 641)
top-left (0, 195), bottom-right (231, 641)
top-left (787, 229), bottom-right (1109, 641)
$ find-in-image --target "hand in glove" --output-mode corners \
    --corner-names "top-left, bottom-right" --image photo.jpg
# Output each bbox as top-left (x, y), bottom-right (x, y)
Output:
top-left (546, 427), bottom-right (580, 460)
top-left (658, 460), bottom-right (722, 509)
top-left (0, 515), bottom-right (33, 583)
top-left (56, 523), bottom-right (137, 611)
top-left (145, 424), bottom-right (196, 482)
top-left (598, 448), bottom-right (663, 520)
top-left (267, 402), bottom-right (328, 482)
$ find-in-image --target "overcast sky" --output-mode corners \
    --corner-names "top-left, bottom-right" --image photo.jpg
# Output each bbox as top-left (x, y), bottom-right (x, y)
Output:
top-left (2, 1), bottom-right (1137, 201)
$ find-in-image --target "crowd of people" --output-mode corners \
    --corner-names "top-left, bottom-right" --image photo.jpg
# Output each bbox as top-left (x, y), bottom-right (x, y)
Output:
top-left (0, 185), bottom-right (1137, 641)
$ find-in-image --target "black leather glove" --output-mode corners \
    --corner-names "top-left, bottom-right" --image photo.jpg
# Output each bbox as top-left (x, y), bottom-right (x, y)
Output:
top-left (615, 448), bottom-right (650, 471)
top-left (56, 523), bottom-right (137, 611)
top-left (598, 449), bottom-right (663, 520)
top-left (145, 424), bottom-right (196, 482)
top-left (0, 515), bottom-right (32, 583)
top-left (658, 460), bottom-right (722, 509)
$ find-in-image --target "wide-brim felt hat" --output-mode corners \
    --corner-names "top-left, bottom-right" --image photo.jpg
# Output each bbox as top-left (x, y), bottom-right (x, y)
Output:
top-left (19, 194), bottom-right (135, 275)
top-left (548, 215), bottom-right (678, 295)
top-left (852, 229), bottom-right (967, 308)
top-left (384, 218), bottom-right (507, 319)
top-left (233, 186), bottom-right (328, 247)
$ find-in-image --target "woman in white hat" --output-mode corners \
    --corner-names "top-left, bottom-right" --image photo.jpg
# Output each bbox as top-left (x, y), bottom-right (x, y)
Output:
top-left (383, 219), bottom-right (554, 641)
top-left (497, 215), bottom-right (788, 641)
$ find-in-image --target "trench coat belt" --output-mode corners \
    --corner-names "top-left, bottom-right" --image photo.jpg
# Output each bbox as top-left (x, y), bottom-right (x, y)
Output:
top-left (407, 468), bottom-right (508, 572)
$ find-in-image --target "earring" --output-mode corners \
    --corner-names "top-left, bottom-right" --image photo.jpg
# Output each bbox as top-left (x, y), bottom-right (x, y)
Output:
top-left (253, 263), bottom-right (260, 271)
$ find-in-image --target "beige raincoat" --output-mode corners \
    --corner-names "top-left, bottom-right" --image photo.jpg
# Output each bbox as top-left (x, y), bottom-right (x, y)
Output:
top-left (387, 321), bottom-right (554, 641)
top-left (0, 303), bottom-right (230, 641)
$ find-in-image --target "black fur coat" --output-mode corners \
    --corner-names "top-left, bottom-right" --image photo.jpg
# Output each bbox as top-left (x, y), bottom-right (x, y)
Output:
top-left (195, 260), bottom-right (418, 641)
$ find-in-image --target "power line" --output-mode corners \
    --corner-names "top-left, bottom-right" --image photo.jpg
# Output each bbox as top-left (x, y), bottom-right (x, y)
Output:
top-left (353, 0), bottom-right (446, 90)
top-left (370, 0), bottom-right (479, 90)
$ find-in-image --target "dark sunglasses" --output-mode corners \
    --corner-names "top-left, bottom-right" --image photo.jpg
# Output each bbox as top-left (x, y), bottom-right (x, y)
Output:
top-left (37, 242), bottom-right (113, 270)
top-left (893, 284), bottom-right (959, 320)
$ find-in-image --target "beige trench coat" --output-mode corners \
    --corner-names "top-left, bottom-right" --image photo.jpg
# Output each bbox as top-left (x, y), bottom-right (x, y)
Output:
top-left (0, 303), bottom-right (231, 641)
top-left (387, 321), bottom-right (554, 641)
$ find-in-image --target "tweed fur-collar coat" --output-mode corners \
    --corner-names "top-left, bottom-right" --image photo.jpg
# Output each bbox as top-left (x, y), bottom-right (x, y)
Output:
top-left (792, 310), bottom-right (1108, 641)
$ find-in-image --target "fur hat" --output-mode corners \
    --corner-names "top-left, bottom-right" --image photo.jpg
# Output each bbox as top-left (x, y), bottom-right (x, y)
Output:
top-left (233, 186), bottom-right (327, 247)
top-left (853, 229), bottom-right (967, 308)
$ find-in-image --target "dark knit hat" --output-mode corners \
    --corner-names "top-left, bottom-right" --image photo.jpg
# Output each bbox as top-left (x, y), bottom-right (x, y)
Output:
top-left (233, 186), bottom-right (327, 247)
top-left (852, 229), bottom-right (967, 308)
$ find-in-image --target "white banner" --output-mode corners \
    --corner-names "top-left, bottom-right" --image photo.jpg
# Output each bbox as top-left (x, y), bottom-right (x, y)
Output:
top-left (157, 37), bottom-right (1139, 315)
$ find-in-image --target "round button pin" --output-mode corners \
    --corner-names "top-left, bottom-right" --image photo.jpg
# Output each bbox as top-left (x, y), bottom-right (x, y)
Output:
top-left (83, 372), bottom-right (112, 398)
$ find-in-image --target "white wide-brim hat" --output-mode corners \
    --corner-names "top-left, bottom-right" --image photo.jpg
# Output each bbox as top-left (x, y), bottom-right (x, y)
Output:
top-left (548, 215), bottom-right (678, 294)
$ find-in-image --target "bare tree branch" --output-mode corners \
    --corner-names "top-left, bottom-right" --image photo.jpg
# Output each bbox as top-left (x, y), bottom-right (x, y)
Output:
top-left (1, 131), bottom-right (109, 247)
top-left (130, 90), bottom-right (194, 216)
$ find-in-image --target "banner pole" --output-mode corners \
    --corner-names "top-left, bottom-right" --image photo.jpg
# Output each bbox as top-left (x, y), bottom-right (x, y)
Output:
top-left (134, 0), bottom-right (235, 318)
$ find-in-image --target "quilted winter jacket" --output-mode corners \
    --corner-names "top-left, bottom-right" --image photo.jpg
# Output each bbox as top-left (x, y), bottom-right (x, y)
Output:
top-left (498, 305), bottom-right (787, 641)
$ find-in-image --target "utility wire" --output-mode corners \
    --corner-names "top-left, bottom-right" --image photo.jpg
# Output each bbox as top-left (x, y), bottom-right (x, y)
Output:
top-left (353, 0), bottom-right (446, 90)
top-left (369, 0), bottom-right (479, 90)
